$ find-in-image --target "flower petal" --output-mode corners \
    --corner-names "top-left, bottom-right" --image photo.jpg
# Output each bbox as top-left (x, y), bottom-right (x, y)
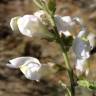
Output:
top-left (20, 61), bottom-right (41, 80)
top-left (7, 57), bottom-right (42, 80)
top-left (17, 15), bottom-right (36, 37)
top-left (7, 57), bottom-right (40, 68)
top-left (72, 29), bottom-right (91, 59)
top-left (76, 58), bottom-right (89, 75)
top-left (17, 15), bottom-right (52, 38)
top-left (61, 16), bottom-right (74, 26)
top-left (55, 15), bottom-right (77, 37)
top-left (72, 37), bottom-right (90, 59)
top-left (81, 50), bottom-right (90, 59)
top-left (55, 15), bottom-right (70, 33)
top-left (76, 59), bottom-right (86, 72)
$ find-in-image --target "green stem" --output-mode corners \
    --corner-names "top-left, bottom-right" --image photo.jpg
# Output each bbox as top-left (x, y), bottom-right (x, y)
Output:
top-left (62, 52), bottom-right (75, 96)
top-left (57, 29), bottom-right (75, 96)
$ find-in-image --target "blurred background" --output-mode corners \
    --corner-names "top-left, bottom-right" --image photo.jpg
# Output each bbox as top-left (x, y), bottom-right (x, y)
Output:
top-left (0, 0), bottom-right (96, 96)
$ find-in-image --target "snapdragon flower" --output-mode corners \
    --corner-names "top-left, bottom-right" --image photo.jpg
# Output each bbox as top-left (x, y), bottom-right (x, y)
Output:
top-left (72, 28), bottom-right (91, 74)
top-left (10, 15), bottom-right (52, 38)
top-left (55, 16), bottom-right (85, 37)
top-left (6, 57), bottom-right (52, 81)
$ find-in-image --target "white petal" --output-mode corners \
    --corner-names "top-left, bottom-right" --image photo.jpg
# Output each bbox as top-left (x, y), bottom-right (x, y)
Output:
top-left (20, 62), bottom-right (41, 80)
top-left (7, 56), bottom-right (43, 80)
top-left (72, 37), bottom-right (91, 59)
top-left (17, 15), bottom-right (50, 37)
top-left (62, 30), bottom-right (71, 37)
top-left (6, 63), bottom-right (17, 68)
top-left (7, 57), bottom-right (40, 68)
top-left (17, 15), bottom-right (35, 37)
top-left (76, 59), bottom-right (86, 72)
top-left (61, 16), bottom-right (72, 24)
top-left (76, 59), bottom-right (89, 75)
top-left (81, 50), bottom-right (90, 59)
top-left (55, 15), bottom-right (72, 35)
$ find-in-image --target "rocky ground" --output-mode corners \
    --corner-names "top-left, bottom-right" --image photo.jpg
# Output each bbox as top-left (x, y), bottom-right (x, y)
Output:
top-left (0, 0), bottom-right (96, 96)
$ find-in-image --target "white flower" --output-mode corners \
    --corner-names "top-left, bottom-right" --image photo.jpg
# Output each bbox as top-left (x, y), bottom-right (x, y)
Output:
top-left (55, 16), bottom-right (84, 37)
top-left (10, 15), bottom-right (52, 38)
top-left (17, 15), bottom-right (52, 37)
top-left (72, 38), bottom-right (90, 59)
top-left (10, 16), bottom-right (20, 31)
top-left (76, 59), bottom-right (86, 72)
top-left (72, 28), bottom-right (91, 74)
top-left (6, 57), bottom-right (52, 81)
top-left (72, 29), bottom-right (91, 59)
top-left (55, 15), bottom-right (72, 37)
top-left (76, 59), bottom-right (89, 76)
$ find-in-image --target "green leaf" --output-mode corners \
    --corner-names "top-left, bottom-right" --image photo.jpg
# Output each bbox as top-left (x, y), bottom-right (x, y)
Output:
top-left (48, 0), bottom-right (56, 14)
top-left (77, 79), bottom-right (96, 90)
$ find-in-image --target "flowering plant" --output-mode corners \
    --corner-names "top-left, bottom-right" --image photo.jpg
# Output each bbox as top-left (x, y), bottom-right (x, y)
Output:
top-left (8, 0), bottom-right (96, 96)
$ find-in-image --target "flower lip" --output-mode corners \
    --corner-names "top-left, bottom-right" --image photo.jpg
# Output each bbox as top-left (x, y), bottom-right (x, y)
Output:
top-left (7, 57), bottom-right (41, 68)
top-left (6, 57), bottom-right (51, 81)
top-left (17, 15), bottom-right (51, 38)
top-left (19, 59), bottom-right (41, 80)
